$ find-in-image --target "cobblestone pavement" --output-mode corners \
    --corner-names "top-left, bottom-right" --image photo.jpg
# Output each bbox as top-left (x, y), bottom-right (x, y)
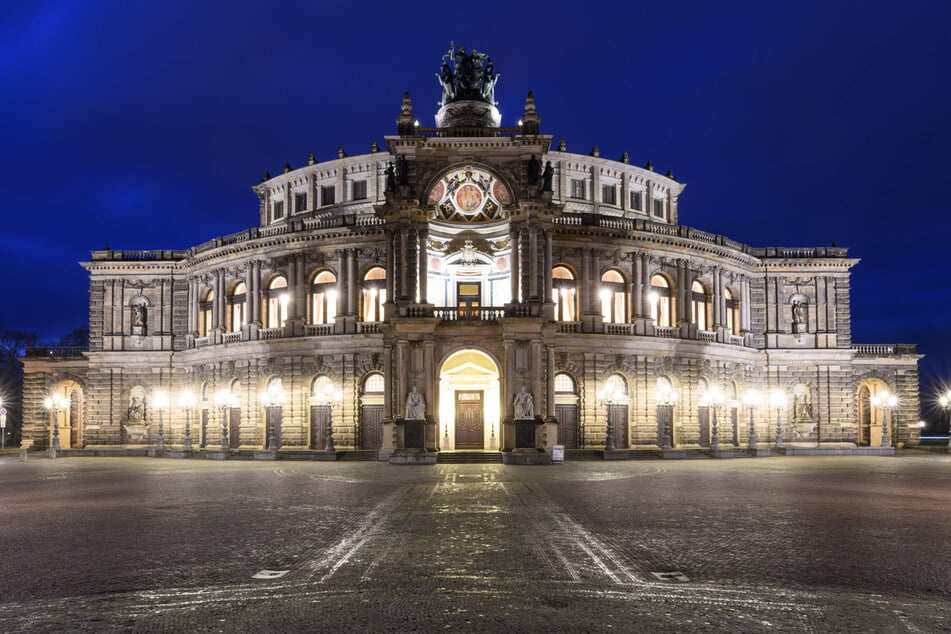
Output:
top-left (1, 453), bottom-right (951, 632)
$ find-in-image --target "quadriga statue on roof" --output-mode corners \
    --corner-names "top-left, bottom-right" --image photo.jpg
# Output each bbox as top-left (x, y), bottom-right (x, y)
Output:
top-left (435, 42), bottom-right (501, 107)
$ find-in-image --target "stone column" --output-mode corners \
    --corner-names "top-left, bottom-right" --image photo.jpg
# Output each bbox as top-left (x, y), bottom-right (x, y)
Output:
top-left (385, 227), bottom-right (396, 304)
top-left (546, 344), bottom-right (556, 419)
top-left (528, 224), bottom-right (539, 299)
top-left (296, 255), bottom-right (307, 321)
top-left (383, 344), bottom-right (393, 420)
top-left (712, 267), bottom-right (722, 329)
top-left (187, 277), bottom-right (197, 334)
top-left (211, 270), bottom-right (221, 331)
top-left (251, 260), bottom-right (262, 325)
top-left (348, 249), bottom-right (358, 320)
top-left (741, 277), bottom-right (751, 333)
top-left (543, 229), bottom-right (553, 301)
top-left (510, 228), bottom-right (520, 303)
top-left (633, 253), bottom-right (644, 318)
top-left (399, 225), bottom-right (409, 302)
top-left (423, 341), bottom-right (435, 415)
top-left (418, 225), bottom-right (429, 304)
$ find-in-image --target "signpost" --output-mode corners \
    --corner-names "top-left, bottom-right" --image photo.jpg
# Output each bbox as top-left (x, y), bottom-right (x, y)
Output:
top-left (0, 407), bottom-right (7, 451)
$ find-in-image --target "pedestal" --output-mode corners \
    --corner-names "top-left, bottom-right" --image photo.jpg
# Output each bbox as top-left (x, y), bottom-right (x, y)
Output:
top-left (390, 419), bottom-right (438, 464)
top-left (514, 419), bottom-right (539, 449)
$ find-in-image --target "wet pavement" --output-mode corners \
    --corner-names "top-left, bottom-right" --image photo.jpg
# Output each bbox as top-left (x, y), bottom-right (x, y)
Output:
top-left (1, 453), bottom-right (950, 632)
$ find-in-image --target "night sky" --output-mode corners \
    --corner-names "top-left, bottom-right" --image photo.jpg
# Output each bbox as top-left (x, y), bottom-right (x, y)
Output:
top-left (2, 2), bottom-right (949, 396)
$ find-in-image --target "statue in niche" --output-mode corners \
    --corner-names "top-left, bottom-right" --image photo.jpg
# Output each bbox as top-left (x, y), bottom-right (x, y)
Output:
top-left (405, 386), bottom-right (426, 420)
top-left (791, 299), bottom-right (807, 333)
top-left (396, 155), bottom-right (409, 186)
top-left (514, 386), bottom-right (535, 420)
top-left (540, 161), bottom-right (554, 192)
top-left (132, 304), bottom-right (146, 329)
top-left (384, 163), bottom-right (396, 193)
top-left (128, 395), bottom-right (146, 423)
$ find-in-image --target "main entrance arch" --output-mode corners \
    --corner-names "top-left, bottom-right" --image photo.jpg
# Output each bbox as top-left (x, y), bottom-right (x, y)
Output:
top-left (438, 349), bottom-right (501, 450)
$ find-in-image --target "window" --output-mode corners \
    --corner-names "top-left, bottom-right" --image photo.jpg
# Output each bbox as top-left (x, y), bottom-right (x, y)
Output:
top-left (362, 266), bottom-right (386, 322)
top-left (554, 373), bottom-right (576, 394)
top-left (295, 192), bottom-right (307, 213)
top-left (199, 290), bottom-right (213, 337)
top-left (265, 276), bottom-right (288, 328)
top-left (691, 281), bottom-right (709, 331)
top-left (570, 179), bottom-right (586, 200)
top-left (552, 266), bottom-right (577, 321)
top-left (725, 288), bottom-right (739, 335)
top-left (630, 191), bottom-right (642, 211)
top-left (321, 185), bottom-right (335, 206)
top-left (649, 274), bottom-right (673, 327)
top-left (228, 282), bottom-right (247, 333)
top-left (310, 270), bottom-right (337, 325)
top-left (602, 184), bottom-right (616, 206)
top-left (363, 372), bottom-right (384, 393)
top-left (352, 180), bottom-right (367, 200)
top-left (653, 199), bottom-right (665, 218)
top-left (272, 200), bottom-right (284, 220)
top-left (600, 269), bottom-right (626, 324)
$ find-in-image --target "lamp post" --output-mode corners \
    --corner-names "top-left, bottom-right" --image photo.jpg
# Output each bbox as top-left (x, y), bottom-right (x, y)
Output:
top-left (43, 392), bottom-right (68, 452)
top-left (939, 390), bottom-right (951, 453)
top-left (179, 389), bottom-right (197, 452)
top-left (0, 396), bottom-right (5, 451)
top-left (871, 390), bottom-right (897, 449)
top-left (769, 389), bottom-right (787, 449)
top-left (316, 384), bottom-right (342, 452)
top-left (260, 383), bottom-right (286, 452)
top-left (655, 383), bottom-right (678, 450)
top-left (596, 383), bottom-right (617, 452)
top-left (706, 385), bottom-right (725, 452)
top-left (153, 389), bottom-right (169, 453)
top-left (742, 389), bottom-right (761, 451)
top-left (214, 389), bottom-right (236, 453)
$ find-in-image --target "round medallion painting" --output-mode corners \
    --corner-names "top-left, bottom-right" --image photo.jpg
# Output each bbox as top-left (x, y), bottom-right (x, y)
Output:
top-left (430, 166), bottom-right (508, 222)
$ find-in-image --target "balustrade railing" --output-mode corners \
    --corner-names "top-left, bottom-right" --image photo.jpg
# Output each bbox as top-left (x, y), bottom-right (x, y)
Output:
top-left (24, 346), bottom-right (88, 358)
top-left (655, 326), bottom-right (680, 338)
top-left (697, 330), bottom-right (716, 343)
top-left (604, 323), bottom-right (635, 335)
top-left (851, 343), bottom-right (917, 355)
top-left (304, 324), bottom-right (334, 336)
top-left (222, 332), bottom-right (241, 344)
top-left (357, 322), bottom-right (382, 334)
top-left (194, 336), bottom-right (211, 348)
top-left (435, 307), bottom-right (505, 322)
top-left (259, 327), bottom-right (284, 340)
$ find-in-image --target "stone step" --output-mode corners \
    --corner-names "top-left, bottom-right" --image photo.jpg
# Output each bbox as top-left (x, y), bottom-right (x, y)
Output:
top-left (437, 451), bottom-right (503, 464)
top-left (337, 450), bottom-right (380, 461)
top-left (564, 450), bottom-right (601, 461)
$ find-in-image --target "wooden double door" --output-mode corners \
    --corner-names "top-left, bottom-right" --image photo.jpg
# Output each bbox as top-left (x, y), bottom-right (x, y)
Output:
top-left (454, 391), bottom-right (484, 449)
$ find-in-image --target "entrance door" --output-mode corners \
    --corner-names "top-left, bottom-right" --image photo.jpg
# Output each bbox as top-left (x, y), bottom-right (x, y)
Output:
top-left (698, 407), bottom-right (710, 447)
top-left (455, 391), bottom-right (484, 449)
top-left (229, 408), bottom-right (241, 449)
top-left (556, 404), bottom-right (578, 449)
top-left (457, 282), bottom-right (481, 317)
top-left (361, 405), bottom-right (384, 449)
top-left (608, 403), bottom-right (628, 449)
top-left (310, 405), bottom-right (328, 449)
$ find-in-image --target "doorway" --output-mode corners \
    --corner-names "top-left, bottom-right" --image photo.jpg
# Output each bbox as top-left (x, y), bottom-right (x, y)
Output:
top-left (455, 391), bottom-right (484, 448)
top-left (457, 281), bottom-right (481, 317)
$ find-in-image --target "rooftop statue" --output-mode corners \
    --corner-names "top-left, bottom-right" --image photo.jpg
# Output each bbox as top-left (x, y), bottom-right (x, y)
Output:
top-left (435, 42), bottom-right (500, 107)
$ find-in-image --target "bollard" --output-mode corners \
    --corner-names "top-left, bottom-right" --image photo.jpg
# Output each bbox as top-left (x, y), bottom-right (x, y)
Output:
top-left (19, 449), bottom-right (27, 462)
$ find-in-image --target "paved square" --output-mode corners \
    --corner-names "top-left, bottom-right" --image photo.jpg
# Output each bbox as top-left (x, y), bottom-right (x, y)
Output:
top-left (1, 454), bottom-right (950, 632)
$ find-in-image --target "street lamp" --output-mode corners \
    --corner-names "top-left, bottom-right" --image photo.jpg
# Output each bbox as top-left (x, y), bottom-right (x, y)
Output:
top-left (43, 392), bottom-right (68, 452)
top-left (939, 390), bottom-right (951, 453)
top-left (153, 390), bottom-right (169, 453)
top-left (178, 389), bottom-right (197, 452)
top-left (705, 385), bottom-right (726, 451)
top-left (214, 388), bottom-right (237, 452)
top-left (655, 382), bottom-right (678, 450)
top-left (260, 382), bottom-right (286, 452)
top-left (315, 383), bottom-right (342, 452)
top-left (871, 390), bottom-right (897, 449)
top-left (769, 389), bottom-right (787, 449)
top-left (742, 389), bottom-right (761, 451)
top-left (596, 382), bottom-right (618, 452)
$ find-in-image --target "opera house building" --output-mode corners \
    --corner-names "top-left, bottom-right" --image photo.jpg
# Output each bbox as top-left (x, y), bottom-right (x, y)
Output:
top-left (22, 46), bottom-right (921, 462)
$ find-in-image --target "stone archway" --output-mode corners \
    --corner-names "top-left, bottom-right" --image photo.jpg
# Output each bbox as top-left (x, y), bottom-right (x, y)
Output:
top-left (857, 378), bottom-right (890, 447)
top-left (47, 380), bottom-right (84, 449)
top-left (437, 349), bottom-right (501, 450)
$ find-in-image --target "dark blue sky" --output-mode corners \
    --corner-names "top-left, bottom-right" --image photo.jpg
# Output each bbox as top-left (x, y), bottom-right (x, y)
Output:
top-left (2, 1), bottom-right (949, 389)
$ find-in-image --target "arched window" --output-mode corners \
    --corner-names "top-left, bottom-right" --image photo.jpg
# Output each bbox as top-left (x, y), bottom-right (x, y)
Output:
top-left (311, 375), bottom-right (333, 399)
top-left (604, 373), bottom-right (628, 398)
top-left (554, 372), bottom-right (576, 394)
top-left (649, 274), bottom-right (673, 327)
top-left (552, 266), bottom-right (577, 322)
top-left (199, 290), bottom-right (213, 337)
top-left (600, 269), bottom-right (626, 324)
top-left (362, 267), bottom-right (386, 322)
top-left (310, 270), bottom-right (337, 325)
top-left (228, 282), bottom-right (247, 333)
top-left (724, 287), bottom-right (739, 335)
top-left (691, 280), bottom-right (709, 331)
top-left (363, 372), bottom-right (384, 393)
top-left (265, 276), bottom-right (288, 328)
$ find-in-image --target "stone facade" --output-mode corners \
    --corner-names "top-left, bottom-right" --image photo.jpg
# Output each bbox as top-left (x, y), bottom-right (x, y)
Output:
top-left (21, 56), bottom-right (921, 456)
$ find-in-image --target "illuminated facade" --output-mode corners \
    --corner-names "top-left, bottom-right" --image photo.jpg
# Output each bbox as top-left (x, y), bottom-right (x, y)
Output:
top-left (21, 47), bottom-right (922, 458)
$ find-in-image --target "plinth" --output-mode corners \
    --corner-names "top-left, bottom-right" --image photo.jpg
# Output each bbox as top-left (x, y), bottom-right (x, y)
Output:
top-left (390, 419), bottom-right (437, 465)
top-left (503, 417), bottom-right (551, 465)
